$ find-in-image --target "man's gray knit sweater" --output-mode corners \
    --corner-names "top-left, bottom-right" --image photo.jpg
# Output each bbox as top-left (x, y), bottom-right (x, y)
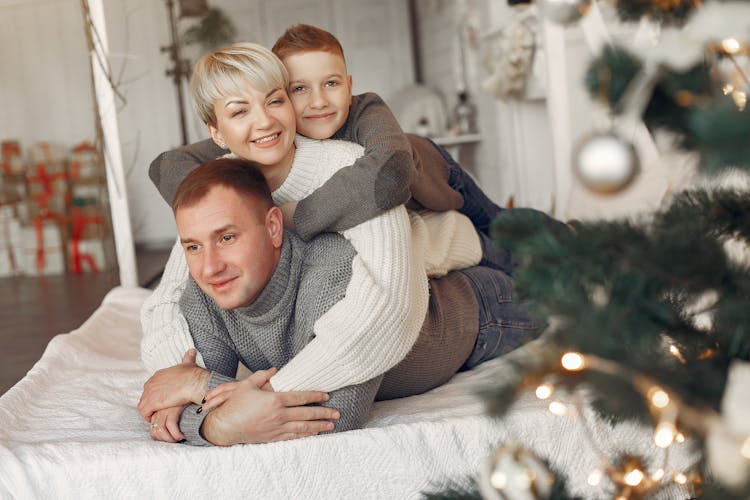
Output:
top-left (178, 231), bottom-right (382, 446)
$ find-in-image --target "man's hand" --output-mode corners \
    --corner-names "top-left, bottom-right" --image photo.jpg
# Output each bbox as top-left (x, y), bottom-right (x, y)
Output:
top-left (138, 348), bottom-right (209, 421)
top-left (201, 369), bottom-right (339, 446)
top-left (149, 405), bottom-right (187, 443)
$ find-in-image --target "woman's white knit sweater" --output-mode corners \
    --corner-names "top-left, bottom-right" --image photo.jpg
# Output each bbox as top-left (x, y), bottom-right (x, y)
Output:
top-left (140, 136), bottom-right (481, 392)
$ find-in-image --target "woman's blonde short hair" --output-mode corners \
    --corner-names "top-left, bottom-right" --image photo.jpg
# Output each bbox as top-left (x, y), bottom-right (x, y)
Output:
top-left (190, 42), bottom-right (289, 126)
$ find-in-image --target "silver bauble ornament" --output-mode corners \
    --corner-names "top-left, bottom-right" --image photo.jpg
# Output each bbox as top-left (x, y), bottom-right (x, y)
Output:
top-left (573, 132), bottom-right (639, 194)
top-left (537, 0), bottom-right (592, 25)
top-left (478, 443), bottom-right (554, 500)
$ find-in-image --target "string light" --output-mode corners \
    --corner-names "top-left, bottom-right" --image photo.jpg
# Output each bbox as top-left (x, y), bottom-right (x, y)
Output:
top-left (548, 401), bottom-right (568, 416)
top-left (654, 422), bottom-right (676, 448)
top-left (535, 383), bottom-right (554, 400)
top-left (490, 470), bottom-right (507, 490)
top-left (722, 38), bottom-right (742, 55)
top-left (668, 344), bottom-right (686, 363)
top-left (624, 467), bottom-right (645, 487)
top-left (675, 432), bottom-right (686, 444)
top-left (648, 387), bottom-right (670, 409)
top-left (674, 472), bottom-right (688, 485)
top-left (651, 469), bottom-right (665, 481)
top-left (741, 436), bottom-right (750, 459)
top-left (587, 469), bottom-right (602, 486)
top-left (561, 352), bottom-right (585, 371)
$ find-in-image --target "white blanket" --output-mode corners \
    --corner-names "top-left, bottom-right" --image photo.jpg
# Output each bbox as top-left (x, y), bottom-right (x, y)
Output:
top-left (0, 287), bottom-right (695, 499)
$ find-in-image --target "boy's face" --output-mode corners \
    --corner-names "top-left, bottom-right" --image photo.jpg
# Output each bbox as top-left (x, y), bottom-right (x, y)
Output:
top-left (208, 83), bottom-right (297, 175)
top-left (283, 50), bottom-right (353, 140)
top-left (177, 185), bottom-right (283, 310)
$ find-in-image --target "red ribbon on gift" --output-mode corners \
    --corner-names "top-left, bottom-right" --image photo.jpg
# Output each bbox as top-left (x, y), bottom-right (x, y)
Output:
top-left (69, 206), bottom-right (104, 273)
top-left (70, 141), bottom-right (98, 180)
top-left (32, 212), bottom-right (63, 272)
top-left (27, 163), bottom-right (69, 213)
top-left (1, 141), bottom-right (22, 174)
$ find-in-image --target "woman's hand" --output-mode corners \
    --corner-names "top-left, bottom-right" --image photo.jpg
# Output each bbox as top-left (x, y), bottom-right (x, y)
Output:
top-left (200, 369), bottom-right (339, 445)
top-left (149, 405), bottom-right (187, 443)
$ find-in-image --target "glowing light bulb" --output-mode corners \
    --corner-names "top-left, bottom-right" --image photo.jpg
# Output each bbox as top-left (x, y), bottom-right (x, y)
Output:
top-left (723, 83), bottom-right (735, 95)
top-left (491, 471), bottom-right (507, 490)
top-left (561, 352), bottom-right (585, 371)
top-left (733, 91), bottom-right (747, 112)
top-left (535, 383), bottom-right (554, 400)
top-left (651, 468), bottom-right (665, 481)
top-left (648, 387), bottom-right (670, 409)
top-left (722, 38), bottom-right (742, 54)
top-left (548, 401), bottom-right (568, 416)
top-left (741, 435), bottom-right (750, 459)
top-left (654, 422), bottom-right (676, 448)
top-left (669, 344), bottom-right (686, 363)
top-left (675, 433), bottom-right (686, 444)
top-left (674, 472), bottom-right (688, 484)
top-left (587, 469), bottom-right (602, 486)
top-left (624, 468), bottom-right (644, 486)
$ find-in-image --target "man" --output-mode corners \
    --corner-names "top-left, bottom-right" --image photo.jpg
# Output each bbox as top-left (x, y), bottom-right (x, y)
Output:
top-left (138, 158), bottom-right (539, 446)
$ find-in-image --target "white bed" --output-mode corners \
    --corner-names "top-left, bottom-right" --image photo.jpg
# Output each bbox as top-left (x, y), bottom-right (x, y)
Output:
top-left (0, 287), bottom-right (695, 499)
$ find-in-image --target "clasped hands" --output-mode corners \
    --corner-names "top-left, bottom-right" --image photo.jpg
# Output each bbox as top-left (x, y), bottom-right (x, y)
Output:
top-left (137, 349), bottom-right (339, 445)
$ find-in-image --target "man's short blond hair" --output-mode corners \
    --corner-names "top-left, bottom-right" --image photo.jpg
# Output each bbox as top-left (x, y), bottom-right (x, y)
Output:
top-left (190, 42), bottom-right (289, 126)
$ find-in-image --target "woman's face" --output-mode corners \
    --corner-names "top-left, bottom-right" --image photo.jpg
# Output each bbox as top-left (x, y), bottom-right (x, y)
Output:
top-left (208, 84), bottom-right (297, 173)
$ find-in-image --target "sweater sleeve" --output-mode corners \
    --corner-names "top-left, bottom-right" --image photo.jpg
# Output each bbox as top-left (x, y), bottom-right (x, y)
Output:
top-left (149, 138), bottom-right (225, 205)
top-left (140, 239), bottom-right (203, 372)
top-left (270, 205), bottom-right (429, 392)
top-left (292, 93), bottom-right (414, 241)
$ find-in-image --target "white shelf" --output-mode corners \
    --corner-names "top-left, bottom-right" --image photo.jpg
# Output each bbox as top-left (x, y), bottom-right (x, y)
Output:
top-left (431, 133), bottom-right (482, 147)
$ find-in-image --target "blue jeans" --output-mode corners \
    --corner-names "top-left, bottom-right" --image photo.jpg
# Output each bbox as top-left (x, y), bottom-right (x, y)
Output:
top-left (424, 138), bottom-right (504, 237)
top-left (459, 266), bottom-right (541, 370)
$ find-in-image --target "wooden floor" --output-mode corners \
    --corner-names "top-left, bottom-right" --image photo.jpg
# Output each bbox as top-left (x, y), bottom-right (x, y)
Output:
top-left (0, 247), bottom-right (171, 395)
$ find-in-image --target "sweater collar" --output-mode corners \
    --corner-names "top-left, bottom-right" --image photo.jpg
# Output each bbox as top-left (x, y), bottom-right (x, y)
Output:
top-left (234, 230), bottom-right (301, 317)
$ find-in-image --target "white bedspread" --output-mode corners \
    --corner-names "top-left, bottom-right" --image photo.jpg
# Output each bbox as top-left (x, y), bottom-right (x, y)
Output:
top-left (0, 287), bottom-right (696, 499)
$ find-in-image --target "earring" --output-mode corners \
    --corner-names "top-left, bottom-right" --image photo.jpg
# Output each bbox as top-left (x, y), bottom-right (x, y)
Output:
top-left (219, 142), bottom-right (227, 149)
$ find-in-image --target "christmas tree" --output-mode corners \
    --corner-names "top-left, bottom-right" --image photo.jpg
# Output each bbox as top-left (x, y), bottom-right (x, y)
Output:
top-left (430, 1), bottom-right (750, 498)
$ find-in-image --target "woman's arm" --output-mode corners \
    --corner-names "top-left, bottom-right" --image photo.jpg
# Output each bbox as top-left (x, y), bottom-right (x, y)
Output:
top-left (140, 239), bottom-right (201, 372)
top-left (270, 206), bottom-right (429, 392)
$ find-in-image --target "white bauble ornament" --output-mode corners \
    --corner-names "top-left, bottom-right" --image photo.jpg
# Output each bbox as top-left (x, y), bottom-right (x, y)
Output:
top-left (537, 0), bottom-right (591, 25)
top-left (573, 132), bottom-right (639, 194)
top-left (478, 443), bottom-right (554, 500)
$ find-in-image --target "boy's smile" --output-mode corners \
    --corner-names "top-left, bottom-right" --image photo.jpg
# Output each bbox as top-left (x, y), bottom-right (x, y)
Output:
top-left (283, 50), bottom-right (353, 140)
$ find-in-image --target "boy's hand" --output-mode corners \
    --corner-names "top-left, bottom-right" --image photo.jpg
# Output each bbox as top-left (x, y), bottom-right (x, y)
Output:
top-left (138, 349), bottom-right (209, 420)
top-left (279, 201), bottom-right (298, 230)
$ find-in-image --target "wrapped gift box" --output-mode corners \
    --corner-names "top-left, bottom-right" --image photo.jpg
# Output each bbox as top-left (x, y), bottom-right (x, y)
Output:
top-left (15, 220), bottom-right (66, 276)
top-left (1, 140), bottom-right (25, 175)
top-left (67, 204), bottom-right (108, 273)
top-left (69, 141), bottom-right (103, 181)
top-left (70, 178), bottom-right (105, 207)
top-left (0, 200), bottom-right (22, 277)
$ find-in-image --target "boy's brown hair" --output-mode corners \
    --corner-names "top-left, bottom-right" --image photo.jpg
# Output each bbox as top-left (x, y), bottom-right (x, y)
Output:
top-left (272, 23), bottom-right (345, 63)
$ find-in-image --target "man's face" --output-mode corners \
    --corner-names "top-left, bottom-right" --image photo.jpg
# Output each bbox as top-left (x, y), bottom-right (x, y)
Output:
top-left (208, 83), bottom-right (297, 179)
top-left (176, 185), bottom-right (283, 310)
top-left (283, 50), bottom-right (353, 140)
